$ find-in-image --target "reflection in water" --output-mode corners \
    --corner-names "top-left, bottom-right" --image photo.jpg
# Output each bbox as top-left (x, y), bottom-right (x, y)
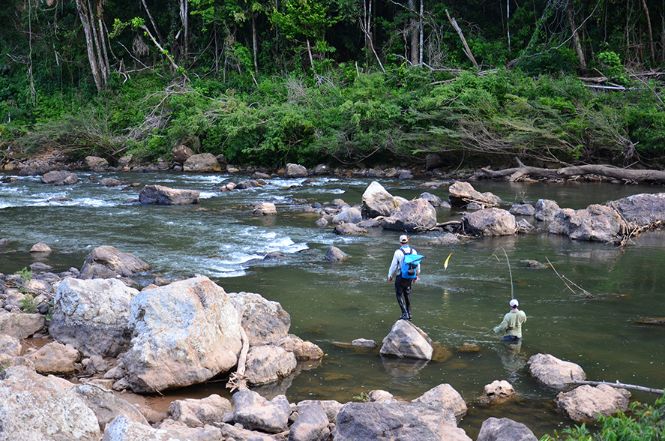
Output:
top-left (494, 340), bottom-right (527, 382)
top-left (381, 356), bottom-right (429, 382)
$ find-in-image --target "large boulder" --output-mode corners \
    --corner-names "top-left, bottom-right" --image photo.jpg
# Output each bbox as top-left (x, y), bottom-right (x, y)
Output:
top-left (289, 403), bottom-right (330, 441)
top-left (286, 163), bottom-right (308, 177)
top-left (549, 205), bottom-right (626, 243)
top-left (0, 311), bottom-right (45, 339)
top-left (121, 277), bottom-right (242, 393)
top-left (74, 384), bottom-right (149, 430)
top-left (297, 400), bottom-right (343, 423)
top-left (334, 401), bottom-right (470, 441)
top-left (610, 193), bottom-right (665, 227)
top-left (245, 345), bottom-right (298, 385)
top-left (380, 320), bottom-right (433, 360)
top-left (463, 208), bottom-right (517, 236)
top-left (527, 353), bottom-right (586, 389)
top-left (448, 182), bottom-right (501, 208)
top-left (362, 181), bottom-right (398, 218)
top-left (509, 203), bottom-right (536, 216)
top-left (0, 365), bottom-right (100, 440)
top-left (232, 389), bottom-right (291, 433)
top-left (0, 334), bottom-right (21, 365)
top-left (228, 292), bottom-right (290, 346)
top-left (50, 277), bottom-right (139, 357)
top-left (556, 385), bottom-right (631, 423)
top-left (334, 223), bottom-right (368, 236)
top-left (168, 394), bottom-right (232, 428)
top-left (172, 145), bottom-right (194, 164)
top-left (534, 199), bottom-right (560, 221)
top-left (139, 185), bottom-right (200, 205)
top-left (412, 384), bottom-right (467, 422)
top-left (27, 341), bottom-right (79, 375)
top-left (382, 198), bottom-right (438, 232)
top-left (80, 246), bottom-right (150, 279)
top-left (85, 156), bottom-right (109, 171)
top-left (183, 153), bottom-right (222, 172)
top-left (332, 207), bottom-right (362, 225)
top-left (476, 417), bottom-right (538, 441)
top-left (41, 170), bottom-right (79, 185)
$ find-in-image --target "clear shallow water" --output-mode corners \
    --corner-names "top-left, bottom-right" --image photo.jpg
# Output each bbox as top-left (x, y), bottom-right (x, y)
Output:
top-left (1, 172), bottom-right (664, 437)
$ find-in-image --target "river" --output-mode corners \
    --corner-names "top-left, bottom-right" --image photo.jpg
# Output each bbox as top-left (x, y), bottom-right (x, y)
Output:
top-left (1, 171), bottom-right (664, 437)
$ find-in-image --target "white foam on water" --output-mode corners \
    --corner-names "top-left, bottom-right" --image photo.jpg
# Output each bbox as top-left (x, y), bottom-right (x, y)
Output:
top-left (218, 252), bottom-right (264, 265)
top-left (308, 188), bottom-right (345, 194)
top-left (183, 175), bottom-right (229, 184)
top-left (199, 191), bottom-right (217, 199)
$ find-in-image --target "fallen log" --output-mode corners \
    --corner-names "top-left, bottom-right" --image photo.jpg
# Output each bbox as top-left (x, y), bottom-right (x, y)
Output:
top-left (572, 380), bottom-right (664, 395)
top-left (474, 158), bottom-right (665, 184)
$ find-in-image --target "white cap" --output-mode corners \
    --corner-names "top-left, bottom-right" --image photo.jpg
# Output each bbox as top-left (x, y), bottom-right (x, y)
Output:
top-left (399, 235), bottom-right (409, 244)
top-left (509, 299), bottom-right (519, 308)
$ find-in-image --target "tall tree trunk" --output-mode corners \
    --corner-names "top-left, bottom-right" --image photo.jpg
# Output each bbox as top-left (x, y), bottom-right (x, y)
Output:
top-left (75, 0), bottom-right (105, 91)
top-left (506, 0), bottom-right (511, 54)
top-left (251, 13), bottom-right (258, 74)
top-left (408, 0), bottom-right (418, 65)
top-left (446, 9), bottom-right (479, 69)
top-left (567, 1), bottom-right (587, 69)
top-left (179, 0), bottom-right (189, 61)
top-left (641, 0), bottom-right (656, 63)
top-left (140, 0), bottom-right (164, 45)
top-left (418, 0), bottom-right (424, 65)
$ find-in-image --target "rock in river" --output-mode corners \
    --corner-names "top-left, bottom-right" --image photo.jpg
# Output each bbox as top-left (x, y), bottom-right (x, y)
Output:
top-left (232, 389), bottom-right (291, 433)
top-left (85, 156), bottom-right (109, 171)
top-left (362, 181), bottom-right (399, 218)
top-left (121, 276), bottom-right (242, 393)
top-left (245, 345), bottom-right (297, 385)
top-left (334, 223), bottom-right (368, 236)
top-left (253, 202), bottom-right (277, 215)
top-left (382, 198), bottom-right (437, 232)
top-left (229, 291), bottom-right (290, 346)
top-left (289, 403), bottom-right (330, 441)
top-left (41, 170), bottom-right (79, 185)
top-left (139, 184), bottom-right (200, 205)
top-left (380, 320), bottom-right (433, 360)
top-left (80, 245), bottom-right (150, 279)
top-left (527, 353), bottom-right (586, 389)
top-left (534, 199), bottom-right (560, 221)
top-left (556, 384), bottom-right (630, 423)
top-left (412, 383), bottom-right (467, 422)
top-left (30, 241), bottom-right (52, 253)
top-left (549, 205), bottom-right (626, 243)
top-left (168, 394), bottom-right (232, 428)
top-left (183, 153), bottom-right (222, 172)
top-left (448, 181), bottom-right (501, 208)
top-left (476, 417), bottom-right (538, 441)
top-left (325, 245), bottom-right (349, 262)
top-left (50, 277), bottom-right (139, 357)
top-left (463, 208), bottom-right (517, 236)
top-left (172, 145), bottom-right (194, 164)
top-left (286, 163), bottom-right (308, 177)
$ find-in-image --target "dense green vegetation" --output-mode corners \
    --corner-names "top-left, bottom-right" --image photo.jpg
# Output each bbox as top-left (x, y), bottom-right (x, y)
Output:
top-left (2, 1), bottom-right (665, 167)
top-left (541, 395), bottom-right (665, 441)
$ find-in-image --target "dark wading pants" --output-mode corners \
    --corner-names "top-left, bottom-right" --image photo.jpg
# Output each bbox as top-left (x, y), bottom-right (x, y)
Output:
top-left (394, 276), bottom-right (412, 318)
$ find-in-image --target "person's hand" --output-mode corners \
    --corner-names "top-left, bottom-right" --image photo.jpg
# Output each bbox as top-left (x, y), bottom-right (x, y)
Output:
top-left (387, 276), bottom-right (392, 283)
top-left (414, 276), bottom-right (419, 283)
top-left (492, 326), bottom-right (500, 334)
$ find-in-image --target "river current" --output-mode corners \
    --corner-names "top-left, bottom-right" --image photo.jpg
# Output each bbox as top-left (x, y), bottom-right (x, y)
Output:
top-left (1, 171), bottom-right (664, 437)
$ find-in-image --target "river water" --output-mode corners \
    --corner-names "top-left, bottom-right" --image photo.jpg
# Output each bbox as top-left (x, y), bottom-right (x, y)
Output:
top-left (1, 171), bottom-right (664, 437)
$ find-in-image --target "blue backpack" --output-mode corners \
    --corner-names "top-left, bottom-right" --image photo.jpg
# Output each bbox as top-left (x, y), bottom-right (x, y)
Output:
top-left (399, 247), bottom-right (424, 279)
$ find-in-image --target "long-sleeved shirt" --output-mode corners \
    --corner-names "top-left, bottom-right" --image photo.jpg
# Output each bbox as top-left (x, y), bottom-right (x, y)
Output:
top-left (493, 309), bottom-right (527, 338)
top-left (387, 246), bottom-right (420, 278)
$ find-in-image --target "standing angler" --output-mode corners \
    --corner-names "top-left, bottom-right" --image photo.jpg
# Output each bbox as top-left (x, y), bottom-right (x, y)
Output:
top-left (387, 235), bottom-right (421, 321)
top-left (493, 299), bottom-right (527, 343)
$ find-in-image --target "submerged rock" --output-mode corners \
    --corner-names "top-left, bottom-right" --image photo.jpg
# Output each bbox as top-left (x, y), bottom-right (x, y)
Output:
top-left (380, 320), bottom-right (433, 360)
top-left (232, 389), bottom-right (291, 433)
top-left (463, 208), bottom-right (517, 236)
top-left (183, 153), bottom-right (222, 172)
top-left (80, 246), bottom-right (150, 279)
top-left (382, 198), bottom-right (437, 232)
top-left (448, 181), bottom-right (501, 208)
top-left (476, 417), bottom-right (538, 441)
top-left (527, 353), bottom-right (586, 389)
top-left (41, 170), bottom-right (79, 185)
top-left (556, 385), bottom-right (630, 423)
top-left (139, 185), bottom-right (200, 205)
top-left (121, 277), bottom-right (242, 393)
top-left (50, 277), bottom-right (139, 357)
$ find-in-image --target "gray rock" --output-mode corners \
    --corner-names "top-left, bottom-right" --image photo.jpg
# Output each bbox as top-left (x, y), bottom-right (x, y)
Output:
top-left (85, 156), bottom-right (109, 171)
top-left (296, 400), bottom-right (343, 423)
top-left (398, 169), bottom-right (413, 180)
top-left (517, 219), bottom-right (535, 233)
top-left (122, 277), bottom-right (242, 393)
top-left (172, 145), bottom-right (194, 164)
top-left (534, 199), bottom-right (560, 221)
top-left (332, 206), bottom-right (362, 225)
top-left (476, 417), bottom-right (537, 441)
top-left (183, 153), bottom-right (222, 172)
top-left (325, 246), bottom-right (349, 262)
top-left (75, 383), bottom-right (149, 430)
top-left (26, 341), bottom-right (79, 375)
top-left (103, 415), bottom-right (223, 441)
top-left (463, 208), bottom-right (517, 236)
top-left (232, 389), bottom-right (291, 433)
top-left (315, 217), bottom-right (328, 228)
top-left (448, 181), bottom-right (501, 208)
top-left (245, 345), bottom-right (298, 385)
top-left (509, 203), bottom-right (536, 216)
top-left (101, 178), bottom-right (123, 187)
top-left (357, 218), bottom-right (382, 229)
top-left (412, 383), bottom-right (467, 421)
top-left (217, 423), bottom-right (277, 440)
top-left (527, 353), bottom-right (586, 389)
top-left (313, 164), bottom-right (330, 175)
top-left (168, 394), bottom-right (232, 428)
top-left (361, 181), bottom-right (398, 218)
top-left (556, 385), bottom-right (631, 423)
top-left (139, 185), bottom-right (200, 205)
top-left (368, 390), bottom-right (394, 402)
top-left (80, 246), bottom-right (150, 279)
top-left (351, 338), bottom-right (376, 348)
top-left (0, 365), bottom-right (100, 440)
top-left (428, 233), bottom-right (460, 246)
top-left (334, 223), bottom-right (368, 236)
top-left (382, 198), bottom-right (438, 232)
top-left (50, 277), bottom-right (139, 357)
top-left (0, 334), bottom-right (21, 365)
top-left (419, 192), bottom-right (443, 208)
top-left (334, 401), bottom-right (470, 441)
top-left (610, 193), bottom-right (665, 227)
top-left (288, 403), bottom-right (329, 441)
top-left (229, 291), bottom-right (290, 346)
top-left (30, 242), bottom-right (52, 253)
top-left (549, 205), bottom-right (625, 243)
top-left (479, 380), bottom-right (516, 406)
top-left (277, 334), bottom-right (324, 361)
top-left (253, 202), bottom-right (277, 215)
top-left (286, 163), bottom-right (308, 177)
top-left (41, 170), bottom-right (79, 185)
top-left (0, 311), bottom-right (45, 338)
top-left (380, 320), bottom-right (433, 360)
top-left (30, 262), bottom-right (53, 272)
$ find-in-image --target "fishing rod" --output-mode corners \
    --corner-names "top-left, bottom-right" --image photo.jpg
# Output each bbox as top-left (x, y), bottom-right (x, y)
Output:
top-left (501, 247), bottom-right (514, 300)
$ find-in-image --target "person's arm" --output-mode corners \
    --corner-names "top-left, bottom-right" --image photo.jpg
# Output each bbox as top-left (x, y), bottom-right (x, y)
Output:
top-left (493, 314), bottom-right (509, 334)
top-left (387, 250), bottom-right (399, 280)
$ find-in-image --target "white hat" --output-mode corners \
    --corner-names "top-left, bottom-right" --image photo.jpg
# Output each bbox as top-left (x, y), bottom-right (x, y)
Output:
top-left (509, 299), bottom-right (519, 308)
top-left (399, 235), bottom-right (409, 243)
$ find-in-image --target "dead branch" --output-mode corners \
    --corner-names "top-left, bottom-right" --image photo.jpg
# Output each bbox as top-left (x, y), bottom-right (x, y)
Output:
top-left (226, 327), bottom-right (249, 392)
top-left (445, 10), bottom-right (479, 69)
top-left (572, 380), bottom-right (664, 395)
top-left (546, 257), bottom-right (593, 298)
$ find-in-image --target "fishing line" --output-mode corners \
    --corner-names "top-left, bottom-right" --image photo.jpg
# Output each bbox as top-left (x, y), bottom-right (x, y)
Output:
top-left (501, 247), bottom-right (514, 300)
